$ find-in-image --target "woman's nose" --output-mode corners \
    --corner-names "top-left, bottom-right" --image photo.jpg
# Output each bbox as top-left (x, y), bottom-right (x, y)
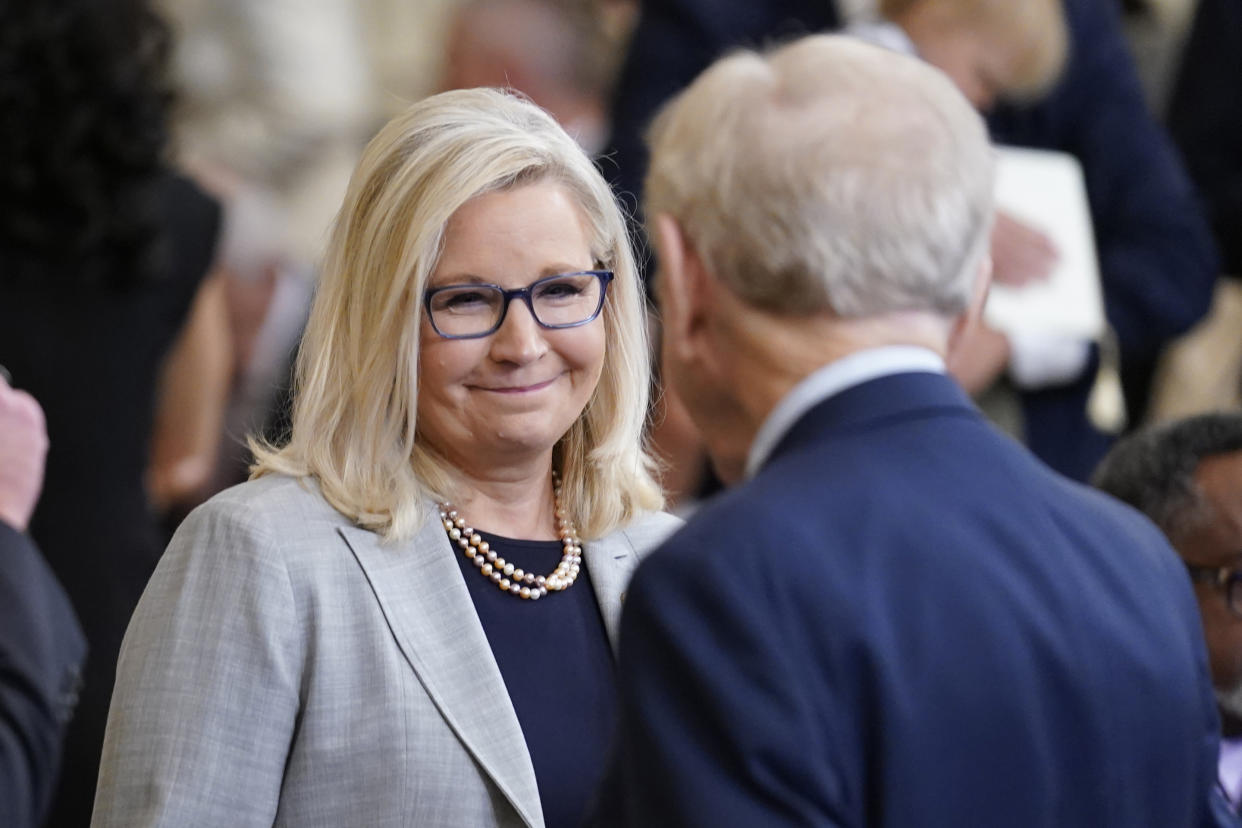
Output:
top-left (488, 298), bottom-right (548, 364)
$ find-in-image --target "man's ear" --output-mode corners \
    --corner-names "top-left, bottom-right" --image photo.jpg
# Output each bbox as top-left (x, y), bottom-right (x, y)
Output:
top-left (652, 213), bottom-right (710, 360)
top-left (947, 253), bottom-right (993, 357)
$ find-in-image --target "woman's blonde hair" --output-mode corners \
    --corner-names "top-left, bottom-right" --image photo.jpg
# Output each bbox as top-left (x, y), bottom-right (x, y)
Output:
top-left (251, 87), bottom-right (662, 542)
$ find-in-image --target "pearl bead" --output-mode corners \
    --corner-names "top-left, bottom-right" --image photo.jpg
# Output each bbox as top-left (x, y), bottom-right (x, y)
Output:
top-left (438, 470), bottom-right (583, 602)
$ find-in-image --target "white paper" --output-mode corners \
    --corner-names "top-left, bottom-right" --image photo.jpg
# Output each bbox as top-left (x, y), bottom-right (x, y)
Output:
top-left (983, 146), bottom-right (1106, 341)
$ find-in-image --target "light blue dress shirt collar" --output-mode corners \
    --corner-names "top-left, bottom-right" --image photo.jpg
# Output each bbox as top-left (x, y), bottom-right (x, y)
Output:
top-left (744, 345), bottom-right (946, 479)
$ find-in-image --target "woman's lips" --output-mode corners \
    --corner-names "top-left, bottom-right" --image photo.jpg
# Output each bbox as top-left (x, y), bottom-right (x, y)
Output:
top-left (473, 376), bottom-right (557, 394)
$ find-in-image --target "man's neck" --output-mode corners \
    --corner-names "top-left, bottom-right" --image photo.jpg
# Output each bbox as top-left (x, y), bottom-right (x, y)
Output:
top-left (703, 308), bottom-right (951, 482)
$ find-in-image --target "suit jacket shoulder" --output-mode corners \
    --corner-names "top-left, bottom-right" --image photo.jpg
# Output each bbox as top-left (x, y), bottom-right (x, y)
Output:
top-left (0, 522), bottom-right (85, 828)
top-left (602, 373), bottom-right (1223, 827)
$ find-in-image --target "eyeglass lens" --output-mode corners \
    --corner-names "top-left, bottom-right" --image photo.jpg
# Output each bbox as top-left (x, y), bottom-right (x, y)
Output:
top-left (1229, 574), bottom-right (1242, 616)
top-left (428, 272), bottom-right (605, 337)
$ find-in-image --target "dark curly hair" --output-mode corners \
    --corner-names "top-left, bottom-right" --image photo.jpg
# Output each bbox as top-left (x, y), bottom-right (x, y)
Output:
top-left (1093, 412), bottom-right (1242, 543)
top-left (0, 0), bottom-right (173, 288)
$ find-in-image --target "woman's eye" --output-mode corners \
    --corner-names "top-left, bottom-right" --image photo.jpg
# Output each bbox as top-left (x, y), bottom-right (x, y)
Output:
top-left (440, 290), bottom-right (492, 311)
top-left (535, 280), bottom-right (585, 301)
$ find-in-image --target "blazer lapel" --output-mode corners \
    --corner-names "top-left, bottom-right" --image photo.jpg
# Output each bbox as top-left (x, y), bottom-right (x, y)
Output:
top-left (338, 517), bottom-right (543, 828)
top-left (583, 530), bottom-right (639, 655)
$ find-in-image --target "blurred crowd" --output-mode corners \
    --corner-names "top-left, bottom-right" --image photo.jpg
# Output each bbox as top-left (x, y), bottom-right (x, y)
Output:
top-left (1, 0), bottom-right (1239, 824)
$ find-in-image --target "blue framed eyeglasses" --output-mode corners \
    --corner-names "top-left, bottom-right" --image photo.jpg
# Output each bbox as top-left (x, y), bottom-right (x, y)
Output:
top-left (424, 270), bottom-right (613, 339)
top-left (1186, 563), bottom-right (1242, 618)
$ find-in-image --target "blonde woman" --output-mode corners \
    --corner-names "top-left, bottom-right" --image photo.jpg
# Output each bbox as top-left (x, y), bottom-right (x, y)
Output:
top-left (93, 88), bottom-right (677, 828)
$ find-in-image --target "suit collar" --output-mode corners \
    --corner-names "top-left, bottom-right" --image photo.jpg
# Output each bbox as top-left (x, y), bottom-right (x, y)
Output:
top-left (338, 511), bottom-right (639, 828)
top-left (746, 347), bottom-right (946, 477)
top-left (766, 370), bottom-right (980, 470)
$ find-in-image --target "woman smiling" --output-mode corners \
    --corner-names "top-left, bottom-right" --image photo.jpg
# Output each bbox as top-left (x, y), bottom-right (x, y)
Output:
top-left (93, 88), bottom-right (676, 828)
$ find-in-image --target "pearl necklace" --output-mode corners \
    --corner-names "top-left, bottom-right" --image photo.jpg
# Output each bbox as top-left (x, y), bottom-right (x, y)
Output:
top-left (438, 481), bottom-right (583, 601)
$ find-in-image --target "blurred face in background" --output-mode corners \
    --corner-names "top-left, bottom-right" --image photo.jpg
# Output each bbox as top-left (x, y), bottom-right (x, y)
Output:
top-left (1178, 451), bottom-right (1242, 714)
top-left (438, 0), bottom-right (612, 153)
top-left (913, 25), bottom-right (1016, 111)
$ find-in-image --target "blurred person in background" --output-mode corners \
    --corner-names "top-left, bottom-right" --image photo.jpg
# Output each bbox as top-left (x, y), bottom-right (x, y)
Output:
top-left (92, 88), bottom-right (677, 828)
top-left (156, 0), bottom-right (376, 496)
top-left (1094, 412), bottom-right (1242, 815)
top-left (440, 0), bottom-right (627, 156)
top-left (0, 0), bottom-right (227, 822)
top-left (1145, 0), bottom-right (1242, 422)
top-left (0, 374), bottom-right (86, 828)
top-left (1167, 0), bottom-right (1242, 283)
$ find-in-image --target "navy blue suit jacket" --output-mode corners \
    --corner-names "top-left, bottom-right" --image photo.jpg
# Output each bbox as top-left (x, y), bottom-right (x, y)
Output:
top-left (0, 522), bottom-right (86, 828)
top-left (595, 372), bottom-right (1225, 826)
top-left (607, 0), bottom-right (1217, 480)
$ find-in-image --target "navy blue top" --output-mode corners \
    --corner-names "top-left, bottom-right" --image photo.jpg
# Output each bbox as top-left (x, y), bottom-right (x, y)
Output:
top-left (454, 530), bottom-right (617, 828)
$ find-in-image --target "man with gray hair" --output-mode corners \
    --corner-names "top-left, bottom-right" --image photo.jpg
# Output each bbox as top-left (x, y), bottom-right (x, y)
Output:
top-left (592, 35), bottom-right (1230, 826)
top-left (1094, 412), bottom-right (1242, 815)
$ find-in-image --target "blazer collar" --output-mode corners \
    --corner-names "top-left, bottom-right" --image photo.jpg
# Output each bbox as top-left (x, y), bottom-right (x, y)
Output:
top-left (583, 529), bottom-right (640, 656)
top-left (338, 511), bottom-right (639, 828)
top-left (340, 516), bottom-right (543, 828)
top-left (767, 370), bottom-right (980, 470)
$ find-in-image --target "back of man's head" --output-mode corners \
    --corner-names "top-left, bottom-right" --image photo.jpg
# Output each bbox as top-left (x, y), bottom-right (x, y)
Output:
top-left (1093, 412), bottom-right (1242, 544)
top-left (643, 34), bottom-right (995, 319)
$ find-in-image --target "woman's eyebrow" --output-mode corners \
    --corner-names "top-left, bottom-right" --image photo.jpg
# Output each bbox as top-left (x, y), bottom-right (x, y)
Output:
top-left (427, 272), bottom-right (491, 288)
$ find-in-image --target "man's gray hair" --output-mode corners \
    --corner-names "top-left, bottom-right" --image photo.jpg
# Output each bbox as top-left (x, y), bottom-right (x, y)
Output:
top-left (644, 34), bottom-right (995, 318)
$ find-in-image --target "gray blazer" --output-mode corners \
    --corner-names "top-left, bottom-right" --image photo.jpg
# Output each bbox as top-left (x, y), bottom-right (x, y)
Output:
top-left (92, 474), bottom-right (680, 827)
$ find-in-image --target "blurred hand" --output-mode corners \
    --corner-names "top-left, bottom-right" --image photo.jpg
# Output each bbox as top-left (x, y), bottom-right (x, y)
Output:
top-left (947, 324), bottom-right (1012, 395)
top-left (0, 374), bottom-right (48, 531)
top-left (991, 211), bottom-right (1059, 287)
